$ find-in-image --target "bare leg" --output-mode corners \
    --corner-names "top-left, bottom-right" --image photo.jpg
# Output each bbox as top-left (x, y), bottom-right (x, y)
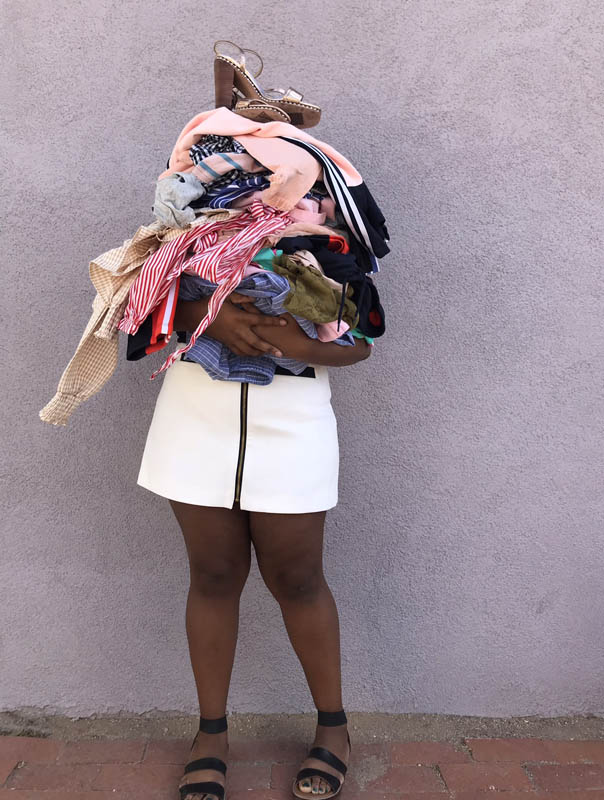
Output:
top-left (170, 500), bottom-right (252, 800)
top-left (249, 510), bottom-right (350, 795)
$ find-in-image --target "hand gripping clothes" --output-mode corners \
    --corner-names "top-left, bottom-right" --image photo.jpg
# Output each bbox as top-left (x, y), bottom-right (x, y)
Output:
top-left (177, 271), bottom-right (354, 385)
top-left (117, 200), bottom-right (293, 379)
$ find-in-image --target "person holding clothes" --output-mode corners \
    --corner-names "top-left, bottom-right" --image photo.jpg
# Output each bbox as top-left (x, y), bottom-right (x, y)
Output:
top-left (39, 41), bottom-right (389, 800)
top-left (160, 287), bottom-right (370, 800)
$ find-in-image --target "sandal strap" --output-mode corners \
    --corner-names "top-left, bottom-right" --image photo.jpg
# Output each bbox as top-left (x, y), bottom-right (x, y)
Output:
top-left (240, 46), bottom-right (264, 78)
top-left (184, 756), bottom-right (227, 775)
top-left (179, 780), bottom-right (225, 800)
top-left (296, 767), bottom-right (341, 794)
top-left (282, 87), bottom-right (304, 102)
top-left (213, 41), bottom-right (264, 78)
top-left (308, 745), bottom-right (348, 776)
top-left (317, 709), bottom-right (347, 726)
top-left (199, 714), bottom-right (228, 734)
top-left (265, 86), bottom-right (304, 103)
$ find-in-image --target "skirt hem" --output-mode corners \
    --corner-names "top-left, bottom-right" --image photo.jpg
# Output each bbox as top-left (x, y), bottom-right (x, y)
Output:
top-left (137, 477), bottom-right (338, 513)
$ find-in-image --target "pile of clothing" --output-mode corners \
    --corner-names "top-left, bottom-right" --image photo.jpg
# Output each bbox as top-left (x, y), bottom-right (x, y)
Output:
top-left (39, 106), bottom-right (389, 425)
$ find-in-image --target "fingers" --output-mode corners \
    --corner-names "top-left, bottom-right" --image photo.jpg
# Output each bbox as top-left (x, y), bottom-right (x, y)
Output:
top-left (253, 311), bottom-right (296, 326)
top-left (228, 291), bottom-right (256, 305)
top-left (227, 318), bottom-right (284, 357)
top-left (243, 330), bottom-right (283, 358)
top-left (214, 301), bottom-right (288, 357)
top-left (245, 311), bottom-right (288, 327)
top-left (230, 337), bottom-right (282, 358)
top-left (229, 342), bottom-right (267, 357)
top-left (228, 296), bottom-right (287, 326)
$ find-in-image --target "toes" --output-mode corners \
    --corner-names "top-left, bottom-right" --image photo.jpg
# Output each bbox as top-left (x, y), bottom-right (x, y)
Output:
top-left (298, 774), bottom-right (334, 796)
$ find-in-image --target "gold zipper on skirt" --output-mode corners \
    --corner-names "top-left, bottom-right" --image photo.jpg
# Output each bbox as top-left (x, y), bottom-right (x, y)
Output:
top-left (233, 382), bottom-right (249, 504)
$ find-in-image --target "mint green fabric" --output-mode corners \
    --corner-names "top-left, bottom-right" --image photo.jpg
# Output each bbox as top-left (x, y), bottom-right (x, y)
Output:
top-left (351, 327), bottom-right (374, 345)
top-left (251, 247), bottom-right (283, 272)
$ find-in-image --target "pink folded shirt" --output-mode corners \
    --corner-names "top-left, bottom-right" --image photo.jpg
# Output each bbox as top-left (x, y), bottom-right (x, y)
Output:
top-left (159, 106), bottom-right (362, 213)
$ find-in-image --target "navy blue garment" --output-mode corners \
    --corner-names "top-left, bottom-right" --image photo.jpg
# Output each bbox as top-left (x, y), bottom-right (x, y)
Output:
top-left (199, 175), bottom-right (328, 212)
top-left (203, 175), bottom-right (271, 209)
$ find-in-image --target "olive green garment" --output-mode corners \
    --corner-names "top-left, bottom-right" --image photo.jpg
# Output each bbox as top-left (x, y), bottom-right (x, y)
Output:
top-left (272, 254), bottom-right (359, 329)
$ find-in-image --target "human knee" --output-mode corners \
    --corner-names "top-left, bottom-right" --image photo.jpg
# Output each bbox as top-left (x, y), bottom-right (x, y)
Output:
top-left (262, 560), bottom-right (324, 603)
top-left (189, 555), bottom-right (250, 597)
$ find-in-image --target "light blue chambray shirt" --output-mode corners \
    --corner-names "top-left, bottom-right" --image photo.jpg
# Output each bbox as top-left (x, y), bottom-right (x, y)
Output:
top-left (178, 271), bottom-right (354, 386)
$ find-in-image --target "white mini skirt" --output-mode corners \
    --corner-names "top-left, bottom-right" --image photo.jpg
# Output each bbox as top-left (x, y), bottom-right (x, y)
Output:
top-left (137, 358), bottom-right (339, 513)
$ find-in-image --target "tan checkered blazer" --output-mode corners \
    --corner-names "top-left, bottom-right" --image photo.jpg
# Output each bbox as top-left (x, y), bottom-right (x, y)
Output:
top-left (39, 210), bottom-right (238, 426)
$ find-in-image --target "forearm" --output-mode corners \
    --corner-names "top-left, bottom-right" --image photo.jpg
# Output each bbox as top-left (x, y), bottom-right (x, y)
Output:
top-left (172, 297), bottom-right (210, 333)
top-left (173, 298), bottom-right (373, 365)
top-left (304, 337), bottom-right (373, 366)
top-left (251, 321), bottom-right (373, 366)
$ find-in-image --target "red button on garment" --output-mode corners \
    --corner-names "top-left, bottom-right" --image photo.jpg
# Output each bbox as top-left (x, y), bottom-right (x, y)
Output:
top-left (369, 310), bottom-right (382, 326)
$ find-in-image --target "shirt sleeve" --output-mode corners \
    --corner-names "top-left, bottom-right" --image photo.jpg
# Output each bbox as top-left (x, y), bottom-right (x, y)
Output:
top-left (125, 275), bottom-right (184, 360)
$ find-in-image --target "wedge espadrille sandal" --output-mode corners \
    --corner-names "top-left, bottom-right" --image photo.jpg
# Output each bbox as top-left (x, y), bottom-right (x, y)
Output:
top-left (213, 40), bottom-right (321, 129)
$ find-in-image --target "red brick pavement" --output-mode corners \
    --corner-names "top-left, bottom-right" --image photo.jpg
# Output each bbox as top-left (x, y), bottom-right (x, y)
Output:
top-left (1, 735), bottom-right (604, 799)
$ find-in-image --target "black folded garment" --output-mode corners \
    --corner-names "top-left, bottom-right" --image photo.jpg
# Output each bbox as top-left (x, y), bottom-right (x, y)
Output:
top-left (277, 235), bottom-right (386, 338)
top-left (346, 181), bottom-right (390, 273)
top-left (278, 136), bottom-right (390, 275)
top-left (126, 312), bottom-right (188, 361)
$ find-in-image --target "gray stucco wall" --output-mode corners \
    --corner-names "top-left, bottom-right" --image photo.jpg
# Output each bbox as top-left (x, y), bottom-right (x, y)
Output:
top-left (2, 0), bottom-right (603, 717)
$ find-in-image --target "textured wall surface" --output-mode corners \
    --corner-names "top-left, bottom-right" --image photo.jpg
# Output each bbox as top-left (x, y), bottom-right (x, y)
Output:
top-left (2, 0), bottom-right (603, 717)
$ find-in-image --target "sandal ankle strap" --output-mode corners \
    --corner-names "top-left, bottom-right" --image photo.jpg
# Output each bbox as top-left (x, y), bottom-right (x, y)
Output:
top-left (199, 714), bottom-right (228, 733)
top-left (317, 708), bottom-right (347, 726)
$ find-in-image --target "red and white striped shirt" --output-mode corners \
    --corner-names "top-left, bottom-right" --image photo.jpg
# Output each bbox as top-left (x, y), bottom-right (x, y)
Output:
top-left (118, 201), bottom-right (292, 378)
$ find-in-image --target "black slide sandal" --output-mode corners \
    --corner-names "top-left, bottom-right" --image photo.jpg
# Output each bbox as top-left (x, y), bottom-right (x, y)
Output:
top-left (292, 709), bottom-right (351, 799)
top-left (180, 715), bottom-right (228, 800)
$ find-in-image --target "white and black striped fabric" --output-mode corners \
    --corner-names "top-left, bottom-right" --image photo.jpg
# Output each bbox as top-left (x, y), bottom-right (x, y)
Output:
top-left (278, 136), bottom-right (389, 274)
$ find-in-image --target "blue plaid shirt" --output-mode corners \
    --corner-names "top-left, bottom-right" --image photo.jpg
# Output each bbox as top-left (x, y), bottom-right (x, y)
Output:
top-left (178, 272), bottom-right (354, 385)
